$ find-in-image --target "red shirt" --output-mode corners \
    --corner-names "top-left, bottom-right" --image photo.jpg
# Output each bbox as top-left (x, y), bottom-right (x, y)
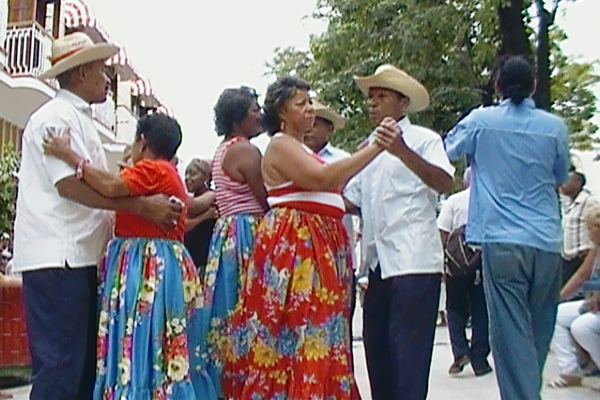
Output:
top-left (115, 159), bottom-right (187, 241)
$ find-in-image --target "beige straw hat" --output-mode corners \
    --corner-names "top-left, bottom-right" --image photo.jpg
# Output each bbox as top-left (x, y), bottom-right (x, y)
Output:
top-left (354, 64), bottom-right (430, 113)
top-left (40, 32), bottom-right (119, 79)
top-left (313, 100), bottom-right (346, 130)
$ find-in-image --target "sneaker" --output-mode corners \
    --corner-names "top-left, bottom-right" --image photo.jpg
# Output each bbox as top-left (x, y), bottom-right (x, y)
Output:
top-left (448, 355), bottom-right (470, 375)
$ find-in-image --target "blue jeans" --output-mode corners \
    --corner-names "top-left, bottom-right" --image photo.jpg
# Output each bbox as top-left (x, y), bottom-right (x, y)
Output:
top-left (446, 269), bottom-right (490, 370)
top-left (482, 243), bottom-right (561, 400)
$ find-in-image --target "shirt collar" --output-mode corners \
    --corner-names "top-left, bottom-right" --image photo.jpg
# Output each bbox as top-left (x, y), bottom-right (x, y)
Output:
top-left (398, 116), bottom-right (412, 131)
top-left (573, 189), bottom-right (591, 205)
top-left (499, 98), bottom-right (536, 108)
top-left (318, 142), bottom-right (334, 157)
top-left (56, 89), bottom-right (93, 116)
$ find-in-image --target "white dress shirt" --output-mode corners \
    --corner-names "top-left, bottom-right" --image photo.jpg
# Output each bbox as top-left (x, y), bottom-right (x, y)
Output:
top-left (318, 143), bottom-right (358, 270)
top-left (344, 117), bottom-right (455, 279)
top-left (13, 90), bottom-right (113, 272)
top-left (437, 188), bottom-right (470, 233)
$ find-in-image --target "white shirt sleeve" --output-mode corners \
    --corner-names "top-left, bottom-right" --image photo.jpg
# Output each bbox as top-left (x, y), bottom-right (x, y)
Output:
top-left (437, 196), bottom-right (455, 233)
top-left (344, 172), bottom-right (362, 208)
top-left (423, 134), bottom-right (455, 177)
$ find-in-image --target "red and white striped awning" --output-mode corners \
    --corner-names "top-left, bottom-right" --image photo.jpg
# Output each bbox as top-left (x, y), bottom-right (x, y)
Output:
top-left (63, 0), bottom-right (97, 28)
top-left (156, 104), bottom-right (174, 117)
top-left (106, 47), bottom-right (137, 81)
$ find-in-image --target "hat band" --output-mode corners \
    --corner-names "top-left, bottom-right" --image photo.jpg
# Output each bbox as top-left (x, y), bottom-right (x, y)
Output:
top-left (50, 45), bottom-right (86, 65)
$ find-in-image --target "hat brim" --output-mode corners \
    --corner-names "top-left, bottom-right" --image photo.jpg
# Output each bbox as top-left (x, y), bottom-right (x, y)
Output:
top-left (315, 109), bottom-right (346, 130)
top-left (354, 72), bottom-right (430, 113)
top-left (40, 43), bottom-right (119, 79)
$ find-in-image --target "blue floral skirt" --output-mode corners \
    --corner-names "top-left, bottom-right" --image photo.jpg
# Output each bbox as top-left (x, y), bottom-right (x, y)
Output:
top-left (199, 213), bottom-right (261, 398)
top-left (94, 237), bottom-right (217, 400)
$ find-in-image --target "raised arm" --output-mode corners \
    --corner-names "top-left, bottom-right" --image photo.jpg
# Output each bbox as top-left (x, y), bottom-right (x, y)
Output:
top-left (266, 118), bottom-right (398, 191)
top-left (561, 247), bottom-right (597, 301)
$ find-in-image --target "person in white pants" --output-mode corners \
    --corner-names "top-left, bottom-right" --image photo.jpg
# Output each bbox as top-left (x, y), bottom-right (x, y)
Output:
top-left (549, 203), bottom-right (600, 389)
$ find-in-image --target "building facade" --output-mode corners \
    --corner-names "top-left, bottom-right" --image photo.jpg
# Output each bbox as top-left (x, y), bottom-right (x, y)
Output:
top-left (0, 0), bottom-right (173, 171)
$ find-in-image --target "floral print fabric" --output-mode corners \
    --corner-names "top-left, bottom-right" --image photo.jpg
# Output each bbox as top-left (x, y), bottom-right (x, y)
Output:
top-left (199, 213), bottom-right (261, 398)
top-left (222, 207), bottom-right (358, 400)
top-left (94, 237), bottom-right (217, 400)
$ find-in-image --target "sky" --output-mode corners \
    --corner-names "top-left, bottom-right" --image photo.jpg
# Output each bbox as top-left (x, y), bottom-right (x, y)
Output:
top-left (87, 0), bottom-right (600, 168)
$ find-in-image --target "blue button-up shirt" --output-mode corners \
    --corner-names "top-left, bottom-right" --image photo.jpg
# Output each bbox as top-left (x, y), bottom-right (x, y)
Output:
top-left (444, 98), bottom-right (570, 253)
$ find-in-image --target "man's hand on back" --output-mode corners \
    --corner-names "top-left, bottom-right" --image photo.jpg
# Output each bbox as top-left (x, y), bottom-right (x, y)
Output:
top-left (134, 194), bottom-right (184, 232)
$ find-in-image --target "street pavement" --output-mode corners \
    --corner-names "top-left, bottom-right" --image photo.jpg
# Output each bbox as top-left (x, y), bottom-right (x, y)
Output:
top-left (5, 304), bottom-right (599, 399)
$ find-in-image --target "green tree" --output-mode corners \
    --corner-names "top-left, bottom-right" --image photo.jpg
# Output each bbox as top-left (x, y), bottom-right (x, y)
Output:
top-left (0, 144), bottom-right (20, 233)
top-left (267, 0), bottom-right (597, 153)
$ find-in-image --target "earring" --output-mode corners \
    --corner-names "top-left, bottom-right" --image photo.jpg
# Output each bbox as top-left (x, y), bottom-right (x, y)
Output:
top-left (280, 120), bottom-right (286, 132)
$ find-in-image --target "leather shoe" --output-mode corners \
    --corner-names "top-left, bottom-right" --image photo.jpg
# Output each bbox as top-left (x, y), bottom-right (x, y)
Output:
top-left (448, 355), bottom-right (470, 375)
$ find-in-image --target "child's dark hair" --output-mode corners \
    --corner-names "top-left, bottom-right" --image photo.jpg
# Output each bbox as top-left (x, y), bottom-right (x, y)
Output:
top-left (135, 113), bottom-right (182, 160)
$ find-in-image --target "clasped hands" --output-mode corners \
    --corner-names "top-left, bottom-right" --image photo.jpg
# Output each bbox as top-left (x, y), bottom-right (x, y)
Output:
top-left (359, 117), bottom-right (405, 153)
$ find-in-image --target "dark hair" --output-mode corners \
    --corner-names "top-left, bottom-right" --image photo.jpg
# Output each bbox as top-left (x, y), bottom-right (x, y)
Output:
top-left (573, 171), bottom-right (587, 188)
top-left (495, 55), bottom-right (535, 105)
top-left (135, 113), bottom-right (182, 160)
top-left (214, 86), bottom-right (258, 137)
top-left (263, 76), bottom-right (311, 135)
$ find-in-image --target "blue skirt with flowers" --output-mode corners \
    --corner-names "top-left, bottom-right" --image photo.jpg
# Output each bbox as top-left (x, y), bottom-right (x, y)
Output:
top-left (93, 237), bottom-right (217, 400)
top-left (198, 213), bottom-right (261, 398)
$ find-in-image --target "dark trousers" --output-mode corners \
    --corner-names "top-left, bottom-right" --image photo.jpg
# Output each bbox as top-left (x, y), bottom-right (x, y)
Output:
top-left (363, 267), bottom-right (441, 400)
top-left (446, 270), bottom-right (490, 370)
top-left (561, 254), bottom-right (586, 287)
top-left (23, 266), bottom-right (98, 400)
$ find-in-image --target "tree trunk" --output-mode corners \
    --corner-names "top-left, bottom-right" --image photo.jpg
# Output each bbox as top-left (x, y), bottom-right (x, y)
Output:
top-left (535, 1), bottom-right (552, 110)
top-left (496, 0), bottom-right (531, 56)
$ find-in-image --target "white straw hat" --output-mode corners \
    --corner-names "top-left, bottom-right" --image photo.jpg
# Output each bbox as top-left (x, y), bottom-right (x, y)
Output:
top-left (354, 64), bottom-right (430, 113)
top-left (313, 100), bottom-right (346, 130)
top-left (40, 32), bottom-right (119, 79)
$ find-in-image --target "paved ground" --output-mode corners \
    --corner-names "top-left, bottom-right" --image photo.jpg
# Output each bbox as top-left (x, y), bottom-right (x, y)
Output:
top-left (4, 305), bottom-right (599, 399)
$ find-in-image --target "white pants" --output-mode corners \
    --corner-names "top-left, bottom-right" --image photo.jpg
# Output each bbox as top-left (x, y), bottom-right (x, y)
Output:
top-left (550, 300), bottom-right (600, 375)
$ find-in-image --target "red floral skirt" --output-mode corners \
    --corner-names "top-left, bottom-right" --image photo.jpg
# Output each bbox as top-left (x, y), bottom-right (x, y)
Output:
top-left (221, 207), bottom-right (359, 400)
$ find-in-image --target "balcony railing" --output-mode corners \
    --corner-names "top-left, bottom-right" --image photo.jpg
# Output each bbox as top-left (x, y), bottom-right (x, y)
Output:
top-left (92, 90), bottom-right (117, 131)
top-left (4, 21), bottom-right (52, 77)
top-left (115, 104), bottom-right (138, 144)
top-left (0, 0), bottom-right (8, 62)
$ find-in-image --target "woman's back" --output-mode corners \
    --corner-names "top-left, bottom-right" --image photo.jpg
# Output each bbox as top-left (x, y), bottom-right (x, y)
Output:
top-left (212, 137), bottom-right (264, 216)
top-left (115, 159), bottom-right (187, 241)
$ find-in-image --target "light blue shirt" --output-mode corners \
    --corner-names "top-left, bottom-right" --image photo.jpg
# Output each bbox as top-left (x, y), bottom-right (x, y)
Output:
top-left (445, 98), bottom-right (570, 253)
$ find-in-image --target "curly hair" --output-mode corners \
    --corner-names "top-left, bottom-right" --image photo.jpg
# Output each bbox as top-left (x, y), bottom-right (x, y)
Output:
top-left (186, 158), bottom-right (211, 179)
top-left (262, 76), bottom-right (311, 135)
top-left (214, 86), bottom-right (258, 137)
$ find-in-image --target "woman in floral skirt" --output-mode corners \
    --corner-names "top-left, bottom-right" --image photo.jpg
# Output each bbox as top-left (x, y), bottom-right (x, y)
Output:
top-left (222, 76), bottom-right (398, 400)
top-left (43, 114), bottom-right (217, 400)
top-left (200, 86), bottom-right (268, 398)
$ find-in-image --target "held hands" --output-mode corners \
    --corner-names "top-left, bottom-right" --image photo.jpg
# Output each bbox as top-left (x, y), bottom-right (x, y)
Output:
top-left (373, 117), bottom-right (403, 153)
top-left (43, 127), bottom-right (73, 162)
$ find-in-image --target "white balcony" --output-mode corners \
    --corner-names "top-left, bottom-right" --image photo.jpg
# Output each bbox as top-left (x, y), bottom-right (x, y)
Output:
top-left (92, 90), bottom-right (116, 131)
top-left (115, 104), bottom-right (138, 144)
top-left (4, 21), bottom-right (52, 78)
top-left (0, 0), bottom-right (7, 68)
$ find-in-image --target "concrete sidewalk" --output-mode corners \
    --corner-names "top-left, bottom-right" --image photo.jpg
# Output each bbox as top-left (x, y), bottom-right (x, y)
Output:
top-left (5, 307), bottom-right (599, 399)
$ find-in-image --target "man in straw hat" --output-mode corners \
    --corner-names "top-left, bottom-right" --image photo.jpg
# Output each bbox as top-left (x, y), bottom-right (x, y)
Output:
top-left (343, 64), bottom-right (454, 400)
top-left (13, 32), bottom-right (182, 400)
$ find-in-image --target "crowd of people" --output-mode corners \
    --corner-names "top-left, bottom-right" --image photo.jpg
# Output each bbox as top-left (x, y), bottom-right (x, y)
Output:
top-left (4, 31), bottom-right (599, 400)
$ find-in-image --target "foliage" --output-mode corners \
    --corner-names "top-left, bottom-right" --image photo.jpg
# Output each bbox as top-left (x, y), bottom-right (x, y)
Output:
top-left (0, 144), bottom-right (20, 234)
top-left (266, 0), bottom-right (598, 154)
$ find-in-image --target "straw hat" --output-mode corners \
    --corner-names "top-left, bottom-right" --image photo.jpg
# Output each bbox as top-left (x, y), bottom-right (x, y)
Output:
top-left (354, 64), bottom-right (430, 113)
top-left (40, 32), bottom-right (119, 79)
top-left (313, 100), bottom-right (346, 130)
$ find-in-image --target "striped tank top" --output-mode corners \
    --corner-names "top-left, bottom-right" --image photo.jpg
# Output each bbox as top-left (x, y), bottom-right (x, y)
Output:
top-left (212, 137), bottom-right (265, 216)
top-left (266, 140), bottom-right (345, 219)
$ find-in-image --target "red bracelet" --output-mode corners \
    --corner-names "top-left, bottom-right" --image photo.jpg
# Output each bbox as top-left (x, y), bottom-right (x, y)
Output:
top-left (76, 159), bottom-right (89, 180)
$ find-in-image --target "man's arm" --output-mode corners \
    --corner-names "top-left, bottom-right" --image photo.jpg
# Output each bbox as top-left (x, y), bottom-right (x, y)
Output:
top-left (561, 247), bottom-right (597, 301)
top-left (439, 229), bottom-right (449, 248)
top-left (56, 177), bottom-right (182, 231)
top-left (390, 144), bottom-right (453, 194)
